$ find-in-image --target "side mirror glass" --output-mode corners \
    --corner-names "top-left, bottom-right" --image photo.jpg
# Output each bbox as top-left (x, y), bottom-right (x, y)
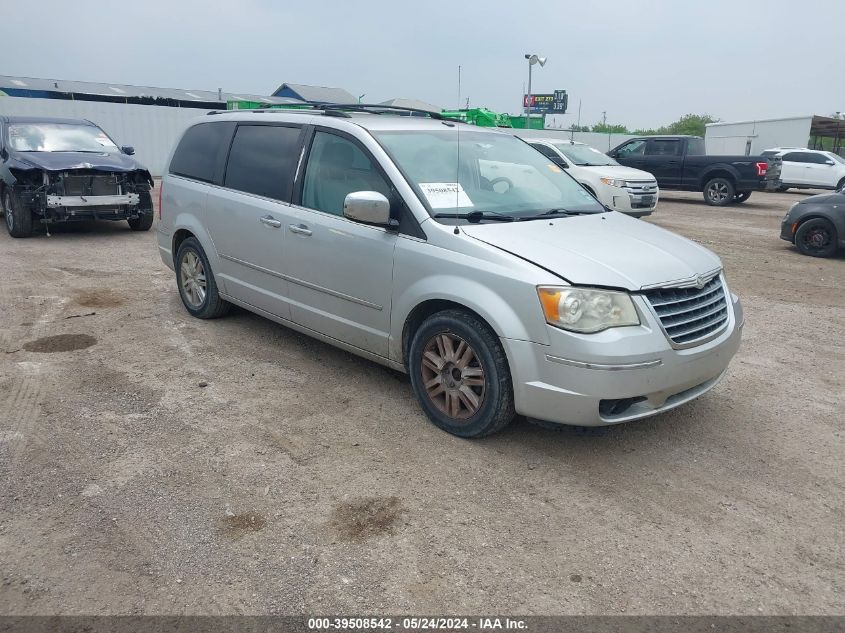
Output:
top-left (121, 146), bottom-right (135, 155)
top-left (343, 191), bottom-right (391, 226)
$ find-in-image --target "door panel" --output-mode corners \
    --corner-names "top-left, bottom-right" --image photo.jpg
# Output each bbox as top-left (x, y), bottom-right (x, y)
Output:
top-left (643, 139), bottom-right (683, 186)
top-left (781, 153), bottom-right (810, 185)
top-left (205, 187), bottom-right (296, 319)
top-left (202, 123), bottom-right (305, 319)
top-left (286, 129), bottom-right (397, 357)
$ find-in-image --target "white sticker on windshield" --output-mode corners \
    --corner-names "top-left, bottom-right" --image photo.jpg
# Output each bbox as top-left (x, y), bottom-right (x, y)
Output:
top-left (418, 182), bottom-right (474, 209)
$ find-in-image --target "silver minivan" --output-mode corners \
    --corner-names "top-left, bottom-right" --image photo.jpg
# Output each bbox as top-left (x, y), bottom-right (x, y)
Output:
top-left (157, 106), bottom-right (743, 438)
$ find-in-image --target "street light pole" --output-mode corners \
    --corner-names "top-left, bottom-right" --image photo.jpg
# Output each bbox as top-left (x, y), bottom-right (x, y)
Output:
top-left (525, 56), bottom-right (532, 128)
top-left (524, 54), bottom-right (547, 129)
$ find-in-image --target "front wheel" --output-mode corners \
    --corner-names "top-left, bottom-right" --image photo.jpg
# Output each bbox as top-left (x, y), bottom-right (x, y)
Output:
top-left (3, 189), bottom-right (34, 238)
top-left (794, 218), bottom-right (838, 258)
top-left (734, 191), bottom-right (752, 203)
top-left (408, 310), bottom-right (515, 438)
top-left (703, 177), bottom-right (735, 206)
top-left (175, 237), bottom-right (232, 318)
top-left (128, 191), bottom-right (154, 231)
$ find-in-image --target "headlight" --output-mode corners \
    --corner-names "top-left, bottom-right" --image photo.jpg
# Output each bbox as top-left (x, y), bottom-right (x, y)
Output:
top-left (537, 286), bottom-right (640, 333)
top-left (600, 177), bottom-right (627, 188)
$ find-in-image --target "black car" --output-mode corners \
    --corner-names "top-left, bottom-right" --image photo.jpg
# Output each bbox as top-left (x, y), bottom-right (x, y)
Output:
top-left (0, 116), bottom-right (153, 237)
top-left (608, 135), bottom-right (782, 206)
top-left (780, 190), bottom-right (845, 257)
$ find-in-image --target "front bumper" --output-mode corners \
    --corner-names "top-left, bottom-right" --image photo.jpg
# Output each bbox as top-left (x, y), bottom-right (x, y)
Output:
top-left (780, 217), bottom-right (796, 242)
top-left (603, 182), bottom-right (658, 217)
top-left (502, 293), bottom-right (744, 427)
top-left (42, 193), bottom-right (143, 222)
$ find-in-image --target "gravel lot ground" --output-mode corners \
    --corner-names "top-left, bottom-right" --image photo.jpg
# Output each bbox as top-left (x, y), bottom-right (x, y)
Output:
top-left (0, 187), bottom-right (842, 616)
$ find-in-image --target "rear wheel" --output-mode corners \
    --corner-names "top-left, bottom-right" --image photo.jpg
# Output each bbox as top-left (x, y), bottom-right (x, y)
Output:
top-left (3, 189), bottom-right (34, 238)
top-left (703, 177), bottom-right (735, 206)
top-left (128, 191), bottom-right (154, 231)
top-left (777, 186), bottom-right (790, 192)
top-left (734, 191), bottom-right (752, 203)
top-left (794, 218), bottom-right (838, 258)
top-left (175, 237), bottom-right (232, 318)
top-left (408, 310), bottom-right (514, 438)
top-left (837, 177), bottom-right (845, 192)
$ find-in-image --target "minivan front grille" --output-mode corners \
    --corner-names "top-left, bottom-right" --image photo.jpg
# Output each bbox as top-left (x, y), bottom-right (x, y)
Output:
top-left (643, 275), bottom-right (728, 346)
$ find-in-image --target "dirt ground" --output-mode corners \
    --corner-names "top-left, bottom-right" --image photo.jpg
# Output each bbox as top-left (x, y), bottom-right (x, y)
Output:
top-left (0, 187), bottom-right (842, 616)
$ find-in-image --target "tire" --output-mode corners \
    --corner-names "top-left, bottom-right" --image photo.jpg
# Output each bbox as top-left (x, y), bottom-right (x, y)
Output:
top-left (734, 191), bottom-right (752, 203)
top-left (703, 177), bottom-right (735, 206)
top-left (3, 188), bottom-right (34, 238)
top-left (408, 309), bottom-right (515, 438)
top-left (128, 191), bottom-right (154, 231)
top-left (794, 218), bottom-right (838, 258)
top-left (174, 237), bottom-right (232, 318)
top-left (837, 177), bottom-right (845, 192)
top-left (777, 186), bottom-right (790, 192)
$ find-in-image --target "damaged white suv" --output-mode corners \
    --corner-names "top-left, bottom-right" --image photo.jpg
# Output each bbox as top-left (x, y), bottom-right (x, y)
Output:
top-left (157, 105), bottom-right (743, 438)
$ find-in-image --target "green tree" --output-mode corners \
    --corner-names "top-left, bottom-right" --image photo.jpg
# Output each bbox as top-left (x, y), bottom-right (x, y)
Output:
top-left (592, 121), bottom-right (629, 134)
top-left (666, 114), bottom-right (718, 136)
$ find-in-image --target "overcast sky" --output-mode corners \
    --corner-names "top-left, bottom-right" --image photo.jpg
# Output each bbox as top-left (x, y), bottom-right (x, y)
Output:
top-left (3, 0), bottom-right (842, 129)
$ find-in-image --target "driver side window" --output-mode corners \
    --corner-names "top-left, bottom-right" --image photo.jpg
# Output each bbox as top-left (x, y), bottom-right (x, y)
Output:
top-left (618, 140), bottom-right (646, 157)
top-left (301, 131), bottom-right (391, 217)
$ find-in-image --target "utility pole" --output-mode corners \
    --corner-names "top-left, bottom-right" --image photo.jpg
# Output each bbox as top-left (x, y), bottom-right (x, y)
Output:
top-left (602, 111), bottom-right (607, 127)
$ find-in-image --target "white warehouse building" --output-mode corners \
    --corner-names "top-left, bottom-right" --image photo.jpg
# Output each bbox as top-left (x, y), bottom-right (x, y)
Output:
top-left (705, 115), bottom-right (845, 156)
top-left (0, 75), bottom-right (306, 175)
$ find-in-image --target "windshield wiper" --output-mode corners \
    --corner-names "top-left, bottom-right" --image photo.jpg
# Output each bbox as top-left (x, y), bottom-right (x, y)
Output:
top-left (433, 210), bottom-right (515, 222)
top-left (518, 208), bottom-right (600, 221)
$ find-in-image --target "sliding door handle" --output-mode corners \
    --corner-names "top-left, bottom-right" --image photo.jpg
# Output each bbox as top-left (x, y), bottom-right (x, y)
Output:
top-left (259, 215), bottom-right (282, 228)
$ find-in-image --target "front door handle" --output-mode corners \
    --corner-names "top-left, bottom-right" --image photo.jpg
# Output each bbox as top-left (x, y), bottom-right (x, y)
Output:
top-left (260, 215), bottom-right (282, 228)
top-left (288, 223), bottom-right (312, 236)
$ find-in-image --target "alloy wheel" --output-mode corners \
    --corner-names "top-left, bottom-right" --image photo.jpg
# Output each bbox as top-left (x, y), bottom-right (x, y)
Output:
top-left (420, 332), bottom-right (486, 420)
top-left (180, 250), bottom-right (207, 308)
top-left (708, 182), bottom-right (729, 203)
top-left (802, 227), bottom-right (831, 253)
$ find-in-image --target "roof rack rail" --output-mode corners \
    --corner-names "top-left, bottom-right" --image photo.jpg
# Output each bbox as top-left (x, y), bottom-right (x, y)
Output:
top-left (206, 103), bottom-right (451, 121)
top-left (309, 103), bottom-right (447, 120)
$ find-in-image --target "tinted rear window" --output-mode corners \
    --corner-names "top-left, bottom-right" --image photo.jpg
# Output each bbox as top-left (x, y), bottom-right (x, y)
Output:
top-left (686, 138), bottom-right (706, 155)
top-left (169, 122), bottom-right (232, 183)
top-left (223, 124), bottom-right (302, 201)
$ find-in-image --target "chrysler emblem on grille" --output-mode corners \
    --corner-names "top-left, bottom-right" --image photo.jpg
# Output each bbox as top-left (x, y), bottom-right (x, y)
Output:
top-left (695, 275), bottom-right (706, 289)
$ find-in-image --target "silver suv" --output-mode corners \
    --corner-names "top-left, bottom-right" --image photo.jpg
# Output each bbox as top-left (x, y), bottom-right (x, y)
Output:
top-left (157, 106), bottom-right (743, 438)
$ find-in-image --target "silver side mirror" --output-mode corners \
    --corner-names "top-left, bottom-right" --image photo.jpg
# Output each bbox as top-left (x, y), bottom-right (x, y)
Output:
top-left (343, 191), bottom-right (391, 225)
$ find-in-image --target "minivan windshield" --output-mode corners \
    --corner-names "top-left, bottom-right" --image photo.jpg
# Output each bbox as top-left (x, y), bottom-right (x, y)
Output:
top-left (7, 122), bottom-right (119, 153)
top-left (553, 143), bottom-right (618, 166)
top-left (372, 129), bottom-right (605, 221)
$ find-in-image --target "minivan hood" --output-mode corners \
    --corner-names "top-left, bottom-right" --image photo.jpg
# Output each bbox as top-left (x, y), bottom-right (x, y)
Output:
top-left (461, 212), bottom-right (721, 290)
top-left (579, 165), bottom-right (656, 182)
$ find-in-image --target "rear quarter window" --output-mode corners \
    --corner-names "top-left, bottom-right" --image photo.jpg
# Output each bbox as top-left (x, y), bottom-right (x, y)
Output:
top-left (223, 124), bottom-right (303, 201)
top-left (169, 122), bottom-right (233, 183)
